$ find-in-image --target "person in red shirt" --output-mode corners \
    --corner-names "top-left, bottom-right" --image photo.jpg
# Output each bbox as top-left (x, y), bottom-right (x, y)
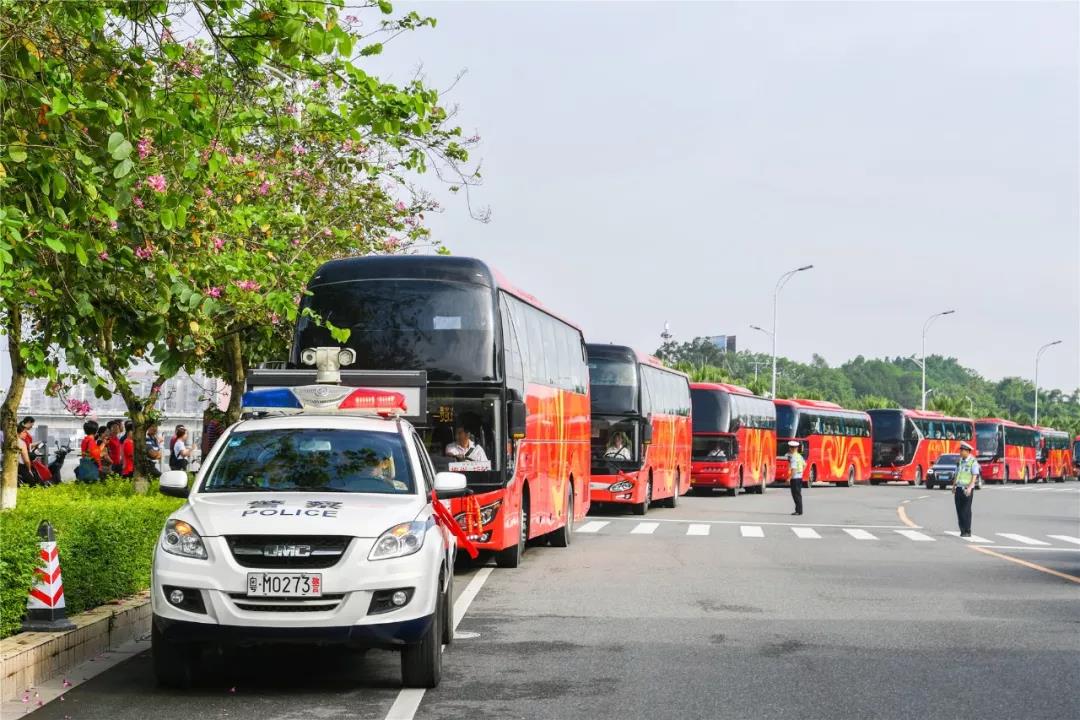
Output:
top-left (77, 420), bottom-right (102, 483)
top-left (106, 420), bottom-right (123, 476)
top-left (18, 417), bottom-right (35, 450)
top-left (121, 420), bottom-right (136, 477)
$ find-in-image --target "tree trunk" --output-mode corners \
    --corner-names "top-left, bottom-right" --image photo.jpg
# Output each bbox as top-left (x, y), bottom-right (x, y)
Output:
top-left (1, 303), bottom-right (26, 509)
top-left (224, 332), bottom-right (246, 425)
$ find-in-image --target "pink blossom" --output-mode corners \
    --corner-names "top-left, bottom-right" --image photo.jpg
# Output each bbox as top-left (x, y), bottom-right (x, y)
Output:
top-left (144, 174), bottom-right (167, 193)
top-left (312, 80), bottom-right (321, 89)
top-left (206, 286), bottom-right (222, 298)
top-left (284, 103), bottom-right (297, 115)
top-left (66, 398), bottom-right (92, 417)
top-left (137, 136), bottom-right (153, 160)
top-left (395, 200), bottom-right (407, 212)
top-left (133, 196), bottom-right (144, 208)
top-left (384, 236), bottom-right (401, 249)
top-left (189, 64), bottom-right (202, 78)
top-left (212, 236), bottom-right (225, 251)
top-left (270, 312), bottom-right (281, 325)
top-left (152, 384), bottom-right (162, 394)
top-left (98, 251), bottom-right (109, 261)
top-left (229, 153), bottom-right (246, 165)
top-left (322, 228), bottom-right (331, 237)
top-left (135, 245), bottom-right (154, 260)
top-left (203, 187), bottom-right (213, 198)
top-left (404, 216), bottom-right (417, 227)
top-left (161, 28), bottom-right (175, 43)
top-left (345, 15), bottom-right (358, 23)
top-left (465, 134), bottom-right (481, 143)
top-left (108, 220), bottom-right (118, 230)
top-left (235, 280), bottom-right (260, 292)
top-left (291, 143), bottom-right (307, 156)
top-left (27, 287), bottom-right (37, 297)
top-left (291, 238), bottom-right (301, 246)
top-left (256, 181), bottom-right (270, 195)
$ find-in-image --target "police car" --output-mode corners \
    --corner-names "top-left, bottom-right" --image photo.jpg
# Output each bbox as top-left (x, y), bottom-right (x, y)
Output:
top-left (152, 357), bottom-right (469, 690)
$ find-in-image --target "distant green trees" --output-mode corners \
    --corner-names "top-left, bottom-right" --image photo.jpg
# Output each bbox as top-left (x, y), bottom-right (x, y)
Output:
top-left (657, 339), bottom-right (1080, 436)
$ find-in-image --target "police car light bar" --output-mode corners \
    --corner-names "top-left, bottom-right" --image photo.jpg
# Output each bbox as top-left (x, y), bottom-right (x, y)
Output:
top-left (241, 385), bottom-right (407, 416)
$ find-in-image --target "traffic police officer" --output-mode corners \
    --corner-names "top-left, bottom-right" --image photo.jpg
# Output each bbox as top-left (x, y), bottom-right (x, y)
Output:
top-left (787, 440), bottom-right (806, 516)
top-left (952, 441), bottom-right (980, 537)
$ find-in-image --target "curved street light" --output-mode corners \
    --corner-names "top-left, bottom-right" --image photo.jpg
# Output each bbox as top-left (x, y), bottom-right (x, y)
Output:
top-left (921, 310), bottom-right (955, 410)
top-left (770, 266), bottom-right (813, 399)
top-left (1034, 340), bottom-right (1062, 425)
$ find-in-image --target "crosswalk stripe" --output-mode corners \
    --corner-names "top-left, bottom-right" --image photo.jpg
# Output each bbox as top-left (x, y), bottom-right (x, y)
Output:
top-left (792, 527), bottom-right (821, 539)
top-left (630, 522), bottom-right (659, 535)
top-left (686, 524), bottom-right (710, 536)
top-left (944, 531), bottom-right (993, 543)
top-left (843, 529), bottom-right (877, 540)
top-left (1048, 535), bottom-right (1080, 546)
top-left (576, 521), bottom-right (609, 534)
top-left (997, 533), bottom-right (1050, 546)
top-left (895, 530), bottom-right (935, 542)
top-left (740, 525), bottom-right (765, 538)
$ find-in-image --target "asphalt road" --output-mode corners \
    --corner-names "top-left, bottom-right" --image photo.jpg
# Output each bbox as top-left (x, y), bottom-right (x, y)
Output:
top-left (22, 481), bottom-right (1080, 720)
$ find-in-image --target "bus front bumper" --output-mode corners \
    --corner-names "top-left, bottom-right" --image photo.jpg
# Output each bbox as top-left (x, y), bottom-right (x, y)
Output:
top-left (589, 474), bottom-right (640, 504)
top-left (690, 463), bottom-right (738, 489)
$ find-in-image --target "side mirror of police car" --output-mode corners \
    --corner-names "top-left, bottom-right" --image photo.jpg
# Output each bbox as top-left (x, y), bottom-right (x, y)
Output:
top-left (160, 470), bottom-right (190, 498)
top-left (434, 472), bottom-right (467, 496)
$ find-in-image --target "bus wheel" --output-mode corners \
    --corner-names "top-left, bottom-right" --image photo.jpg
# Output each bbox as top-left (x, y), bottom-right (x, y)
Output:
top-left (665, 470), bottom-right (680, 509)
top-left (632, 478), bottom-right (652, 516)
top-left (549, 483), bottom-right (574, 548)
top-left (757, 465), bottom-right (768, 494)
top-left (728, 470), bottom-right (741, 497)
top-left (1021, 467), bottom-right (1029, 484)
top-left (845, 466), bottom-right (856, 487)
top-left (806, 466), bottom-right (816, 488)
top-left (911, 467), bottom-right (921, 487)
top-left (1002, 466), bottom-right (1009, 485)
top-left (495, 490), bottom-right (529, 568)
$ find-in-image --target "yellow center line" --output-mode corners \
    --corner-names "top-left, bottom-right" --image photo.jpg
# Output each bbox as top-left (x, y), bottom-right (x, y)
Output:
top-left (896, 503), bottom-right (918, 528)
top-left (970, 545), bottom-right (1080, 584)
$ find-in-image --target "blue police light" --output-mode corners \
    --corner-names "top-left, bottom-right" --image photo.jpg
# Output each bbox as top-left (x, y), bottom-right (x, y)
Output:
top-left (241, 387), bottom-right (303, 411)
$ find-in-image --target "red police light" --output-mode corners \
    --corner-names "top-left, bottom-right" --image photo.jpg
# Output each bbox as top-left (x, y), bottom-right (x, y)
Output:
top-left (337, 388), bottom-right (407, 414)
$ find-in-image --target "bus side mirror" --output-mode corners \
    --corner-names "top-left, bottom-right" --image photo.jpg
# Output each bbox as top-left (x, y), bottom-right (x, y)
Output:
top-left (642, 423), bottom-right (654, 445)
top-left (508, 399), bottom-right (527, 440)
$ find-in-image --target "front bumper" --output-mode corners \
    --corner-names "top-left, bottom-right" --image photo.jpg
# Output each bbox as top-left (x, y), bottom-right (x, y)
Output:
top-left (154, 613), bottom-right (433, 648)
top-left (690, 462), bottom-right (737, 489)
top-left (589, 474), bottom-right (639, 504)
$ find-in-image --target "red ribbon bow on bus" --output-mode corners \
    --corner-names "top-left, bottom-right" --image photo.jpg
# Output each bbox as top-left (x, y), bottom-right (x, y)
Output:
top-left (430, 490), bottom-right (480, 559)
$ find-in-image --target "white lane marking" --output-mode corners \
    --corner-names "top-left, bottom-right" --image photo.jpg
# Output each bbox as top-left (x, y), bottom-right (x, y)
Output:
top-left (997, 533), bottom-right (1050, 546)
top-left (896, 529), bottom-right (935, 542)
top-left (384, 566), bottom-right (493, 720)
top-left (986, 546), bottom-right (1080, 552)
top-left (630, 522), bottom-right (659, 535)
top-left (1049, 535), bottom-right (1080, 546)
top-left (916, 495), bottom-right (930, 500)
top-left (599, 516), bottom-right (916, 529)
top-left (686, 524), bottom-right (710, 536)
top-left (843, 529), bottom-right (877, 540)
top-left (576, 520), bottom-right (609, 534)
top-left (740, 525), bottom-right (765, 538)
top-left (792, 527), bottom-right (821, 539)
top-left (944, 531), bottom-right (993, 543)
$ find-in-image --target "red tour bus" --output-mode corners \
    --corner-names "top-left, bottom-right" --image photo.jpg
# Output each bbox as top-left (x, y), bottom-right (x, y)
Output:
top-left (774, 399), bottom-right (872, 486)
top-left (867, 409), bottom-right (975, 486)
top-left (292, 255), bottom-right (591, 568)
top-left (1073, 435), bottom-right (1080, 479)
top-left (587, 344), bottom-right (692, 515)
top-left (689, 383), bottom-right (776, 496)
top-left (974, 418), bottom-right (1038, 484)
top-left (1035, 427), bottom-right (1071, 482)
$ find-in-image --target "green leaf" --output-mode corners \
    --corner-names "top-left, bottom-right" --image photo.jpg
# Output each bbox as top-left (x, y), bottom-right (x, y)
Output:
top-left (45, 237), bottom-right (66, 253)
top-left (8, 145), bottom-right (27, 162)
top-left (75, 244), bottom-right (88, 266)
top-left (107, 107), bottom-right (123, 125)
top-left (97, 201), bottom-right (118, 221)
top-left (160, 208), bottom-right (175, 230)
top-left (378, 0), bottom-right (393, 13)
top-left (175, 205), bottom-right (187, 228)
top-left (51, 94), bottom-right (70, 115)
top-left (111, 140), bottom-right (133, 160)
top-left (107, 132), bottom-right (125, 154)
top-left (113, 158), bottom-right (133, 178)
top-left (359, 42), bottom-right (383, 57)
top-left (74, 149), bottom-right (94, 166)
top-left (52, 173), bottom-right (68, 200)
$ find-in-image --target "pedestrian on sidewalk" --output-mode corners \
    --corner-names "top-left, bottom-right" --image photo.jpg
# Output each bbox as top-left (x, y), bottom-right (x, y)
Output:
top-left (787, 440), bottom-right (806, 516)
top-left (105, 419), bottom-right (123, 476)
top-left (76, 420), bottom-right (102, 483)
top-left (952, 441), bottom-right (980, 537)
top-left (121, 420), bottom-right (135, 478)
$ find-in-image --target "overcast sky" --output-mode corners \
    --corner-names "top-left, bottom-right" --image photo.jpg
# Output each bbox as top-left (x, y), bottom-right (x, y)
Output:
top-left (364, 0), bottom-right (1079, 392)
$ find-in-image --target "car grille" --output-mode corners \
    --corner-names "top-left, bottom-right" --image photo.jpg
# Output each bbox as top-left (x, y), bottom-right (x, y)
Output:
top-left (225, 535), bottom-right (352, 569)
top-left (228, 593), bottom-right (345, 613)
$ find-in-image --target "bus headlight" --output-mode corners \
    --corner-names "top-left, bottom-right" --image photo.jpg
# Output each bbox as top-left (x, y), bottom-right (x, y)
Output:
top-left (454, 501), bottom-right (501, 528)
top-left (609, 480), bottom-right (633, 492)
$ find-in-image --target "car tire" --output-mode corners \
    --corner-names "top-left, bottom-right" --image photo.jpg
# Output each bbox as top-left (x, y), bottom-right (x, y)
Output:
top-left (441, 570), bottom-right (454, 646)
top-left (632, 478), bottom-right (652, 515)
top-left (401, 583), bottom-right (443, 688)
top-left (152, 622), bottom-right (196, 689)
top-left (495, 491), bottom-right (529, 568)
top-left (549, 484), bottom-right (574, 547)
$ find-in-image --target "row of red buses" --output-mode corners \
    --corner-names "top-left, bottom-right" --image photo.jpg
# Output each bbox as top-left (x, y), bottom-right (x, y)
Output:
top-left (587, 345), bottom-right (692, 514)
top-left (974, 418), bottom-right (1038, 484)
top-left (689, 383), bottom-right (776, 496)
top-left (774, 399), bottom-right (872, 486)
top-left (1035, 427), bottom-right (1072, 482)
top-left (1074, 436), bottom-right (1080, 477)
top-left (868, 409), bottom-right (975, 485)
top-left (293, 256), bottom-right (591, 568)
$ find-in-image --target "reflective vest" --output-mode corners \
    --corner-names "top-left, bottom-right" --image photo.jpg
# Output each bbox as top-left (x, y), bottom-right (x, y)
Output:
top-left (789, 452), bottom-right (806, 478)
top-left (956, 456), bottom-right (978, 487)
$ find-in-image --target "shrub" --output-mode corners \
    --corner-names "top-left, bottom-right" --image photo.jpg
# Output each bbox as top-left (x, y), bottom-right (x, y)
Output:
top-left (0, 482), bottom-right (183, 638)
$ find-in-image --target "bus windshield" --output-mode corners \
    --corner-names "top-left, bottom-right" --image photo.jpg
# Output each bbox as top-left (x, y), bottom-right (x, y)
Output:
top-left (419, 389), bottom-right (501, 488)
top-left (975, 423), bottom-right (1001, 458)
top-left (294, 279), bottom-right (496, 382)
top-left (588, 357), bottom-right (639, 415)
top-left (869, 410), bottom-right (903, 442)
top-left (690, 389), bottom-right (728, 433)
top-left (776, 405), bottom-right (796, 438)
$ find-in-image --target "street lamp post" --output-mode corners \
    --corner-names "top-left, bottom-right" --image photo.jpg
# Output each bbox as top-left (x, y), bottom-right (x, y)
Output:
top-left (769, 266), bottom-right (813, 400)
top-left (750, 325), bottom-right (774, 395)
top-left (920, 310), bottom-right (956, 410)
top-left (1034, 340), bottom-right (1062, 425)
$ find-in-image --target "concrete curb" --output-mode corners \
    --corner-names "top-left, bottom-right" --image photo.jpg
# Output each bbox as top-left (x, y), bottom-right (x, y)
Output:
top-left (0, 591), bottom-right (151, 703)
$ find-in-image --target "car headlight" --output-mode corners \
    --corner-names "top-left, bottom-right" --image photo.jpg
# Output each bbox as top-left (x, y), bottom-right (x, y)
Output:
top-left (161, 520), bottom-right (207, 559)
top-left (453, 501), bottom-right (501, 528)
top-left (927, 469), bottom-right (934, 476)
top-left (609, 480), bottom-right (633, 492)
top-left (369, 521), bottom-right (427, 561)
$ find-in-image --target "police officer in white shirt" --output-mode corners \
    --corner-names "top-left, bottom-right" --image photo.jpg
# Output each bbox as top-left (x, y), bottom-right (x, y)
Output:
top-left (445, 427), bottom-right (488, 464)
top-left (952, 441), bottom-right (981, 537)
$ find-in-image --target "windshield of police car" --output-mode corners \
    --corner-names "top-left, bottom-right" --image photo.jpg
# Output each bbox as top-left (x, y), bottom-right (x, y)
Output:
top-left (201, 428), bottom-right (415, 494)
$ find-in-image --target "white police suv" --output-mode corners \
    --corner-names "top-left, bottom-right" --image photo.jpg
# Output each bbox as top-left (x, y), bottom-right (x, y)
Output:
top-left (152, 379), bottom-right (468, 689)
